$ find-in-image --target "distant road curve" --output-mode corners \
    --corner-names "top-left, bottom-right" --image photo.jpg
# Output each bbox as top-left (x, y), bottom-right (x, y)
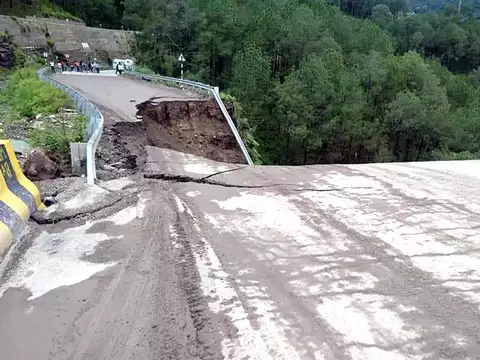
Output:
top-left (54, 72), bottom-right (198, 123)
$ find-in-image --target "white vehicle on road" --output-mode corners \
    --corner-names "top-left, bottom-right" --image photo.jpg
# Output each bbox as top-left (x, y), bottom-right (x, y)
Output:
top-left (113, 58), bottom-right (134, 72)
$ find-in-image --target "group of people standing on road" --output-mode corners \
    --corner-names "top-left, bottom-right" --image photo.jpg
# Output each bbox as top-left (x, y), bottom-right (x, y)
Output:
top-left (49, 59), bottom-right (100, 74)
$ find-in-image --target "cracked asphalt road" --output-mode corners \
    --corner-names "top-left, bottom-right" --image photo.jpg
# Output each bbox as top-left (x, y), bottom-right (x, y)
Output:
top-left (52, 73), bottom-right (199, 124)
top-left (1, 75), bottom-right (480, 360)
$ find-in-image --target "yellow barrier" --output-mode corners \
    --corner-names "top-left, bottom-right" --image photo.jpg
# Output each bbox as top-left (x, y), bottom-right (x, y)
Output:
top-left (0, 140), bottom-right (43, 260)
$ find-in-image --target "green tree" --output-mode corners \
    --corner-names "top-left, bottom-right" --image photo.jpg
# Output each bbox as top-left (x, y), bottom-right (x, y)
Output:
top-left (370, 4), bottom-right (393, 30)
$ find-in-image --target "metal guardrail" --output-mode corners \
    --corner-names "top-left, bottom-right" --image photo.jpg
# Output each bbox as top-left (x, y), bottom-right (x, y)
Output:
top-left (125, 71), bottom-right (254, 165)
top-left (37, 68), bottom-right (104, 185)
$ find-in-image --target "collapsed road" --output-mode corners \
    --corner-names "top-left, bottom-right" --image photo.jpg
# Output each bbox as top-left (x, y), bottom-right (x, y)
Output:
top-left (1, 73), bottom-right (480, 360)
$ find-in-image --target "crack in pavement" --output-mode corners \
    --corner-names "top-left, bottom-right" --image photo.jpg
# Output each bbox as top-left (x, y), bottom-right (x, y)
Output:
top-left (198, 166), bottom-right (249, 181)
top-left (144, 172), bottom-right (373, 193)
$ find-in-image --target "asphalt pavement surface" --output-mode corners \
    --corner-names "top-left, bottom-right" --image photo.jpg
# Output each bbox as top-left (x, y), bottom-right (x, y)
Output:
top-left (1, 74), bottom-right (480, 360)
top-left (52, 72), bottom-right (199, 123)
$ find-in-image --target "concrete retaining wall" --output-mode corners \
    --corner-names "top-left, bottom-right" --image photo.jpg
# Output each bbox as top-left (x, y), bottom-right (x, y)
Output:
top-left (0, 140), bottom-right (43, 260)
top-left (0, 15), bottom-right (133, 57)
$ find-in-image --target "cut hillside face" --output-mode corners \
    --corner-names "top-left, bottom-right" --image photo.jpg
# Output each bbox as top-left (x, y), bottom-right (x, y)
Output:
top-left (136, 98), bottom-right (245, 164)
top-left (0, 15), bottom-right (131, 58)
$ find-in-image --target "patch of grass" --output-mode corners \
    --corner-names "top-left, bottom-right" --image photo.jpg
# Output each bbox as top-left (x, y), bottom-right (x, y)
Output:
top-left (1, 67), bottom-right (71, 119)
top-left (220, 92), bottom-right (263, 164)
top-left (28, 114), bottom-right (86, 155)
top-left (0, 65), bottom-right (86, 158)
top-left (0, 31), bottom-right (13, 42)
top-left (1, 0), bottom-right (81, 21)
top-left (39, 0), bottom-right (82, 21)
top-left (134, 65), bottom-right (155, 75)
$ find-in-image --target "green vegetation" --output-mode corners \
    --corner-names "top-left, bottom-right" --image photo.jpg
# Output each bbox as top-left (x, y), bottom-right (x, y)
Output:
top-left (38, 0), bottom-right (82, 21)
top-left (0, 0), bottom-right (81, 21)
top-left (6, 0), bottom-right (480, 165)
top-left (132, 65), bottom-right (155, 75)
top-left (28, 114), bottom-right (87, 155)
top-left (127, 0), bottom-right (480, 165)
top-left (220, 92), bottom-right (263, 164)
top-left (1, 66), bottom-right (85, 156)
top-left (1, 67), bottom-right (70, 118)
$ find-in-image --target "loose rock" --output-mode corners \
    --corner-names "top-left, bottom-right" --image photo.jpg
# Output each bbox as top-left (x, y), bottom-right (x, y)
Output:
top-left (23, 148), bottom-right (60, 181)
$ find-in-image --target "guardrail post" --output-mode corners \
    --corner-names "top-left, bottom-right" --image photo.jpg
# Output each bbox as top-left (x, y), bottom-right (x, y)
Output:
top-left (37, 67), bottom-right (104, 185)
top-left (70, 142), bottom-right (87, 175)
top-left (211, 90), bottom-right (253, 165)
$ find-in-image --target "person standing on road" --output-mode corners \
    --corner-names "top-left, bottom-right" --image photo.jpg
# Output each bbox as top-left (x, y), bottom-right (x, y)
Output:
top-left (50, 60), bottom-right (55, 74)
top-left (116, 62), bottom-right (124, 75)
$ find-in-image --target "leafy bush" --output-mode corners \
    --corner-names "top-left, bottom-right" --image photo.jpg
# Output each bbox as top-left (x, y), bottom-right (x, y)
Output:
top-left (1, 66), bottom-right (85, 157)
top-left (13, 46), bottom-right (26, 68)
top-left (28, 114), bottom-right (87, 155)
top-left (1, 67), bottom-right (71, 118)
top-left (430, 149), bottom-right (480, 161)
top-left (220, 92), bottom-right (263, 164)
top-left (134, 65), bottom-right (155, 75)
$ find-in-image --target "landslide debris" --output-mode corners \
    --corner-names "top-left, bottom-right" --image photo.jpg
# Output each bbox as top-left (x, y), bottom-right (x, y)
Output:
top-left (138, 98), bottom-right (245, 164)
top-left (97, 98), bottom-right (246, 179)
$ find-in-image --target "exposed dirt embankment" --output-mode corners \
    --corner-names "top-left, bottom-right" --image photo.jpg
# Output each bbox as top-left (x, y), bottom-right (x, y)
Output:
top-left (96, 98), bottom-right (245, 179)
top-left (137, 98), bottom-right (245, 164)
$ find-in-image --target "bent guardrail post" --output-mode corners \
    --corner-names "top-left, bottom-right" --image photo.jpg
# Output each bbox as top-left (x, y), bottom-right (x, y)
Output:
top-left (36, 68), bottom-right (104, 185)
top-left (126, 72), bottom-right (254, 165)
top-left (211, 90), bottom-right (253, 165)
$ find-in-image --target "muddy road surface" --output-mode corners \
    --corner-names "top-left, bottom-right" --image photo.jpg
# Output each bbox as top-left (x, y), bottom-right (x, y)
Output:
top-left (1, 152), bottom-right (480, 360)
top-left (1, 74), bottom-right (480, 360)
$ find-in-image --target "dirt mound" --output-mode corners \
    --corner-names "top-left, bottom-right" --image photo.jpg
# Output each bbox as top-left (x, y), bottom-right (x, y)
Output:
top-left (137, 98), bottom-right (246, 164)
top-left (97, 121), bottom-right (148, 171)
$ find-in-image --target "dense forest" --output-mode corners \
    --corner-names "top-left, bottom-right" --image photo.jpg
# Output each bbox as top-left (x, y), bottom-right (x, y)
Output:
top-left (4, 0), bottom-right (480, 165)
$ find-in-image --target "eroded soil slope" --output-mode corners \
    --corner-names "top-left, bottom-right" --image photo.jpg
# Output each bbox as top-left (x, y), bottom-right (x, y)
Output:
top-left (137, 98), bottom-right (245, 164)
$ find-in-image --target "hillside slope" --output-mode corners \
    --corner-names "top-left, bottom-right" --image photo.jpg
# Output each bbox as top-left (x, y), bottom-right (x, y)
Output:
top-left (0, 15), bottom-right (132, 58)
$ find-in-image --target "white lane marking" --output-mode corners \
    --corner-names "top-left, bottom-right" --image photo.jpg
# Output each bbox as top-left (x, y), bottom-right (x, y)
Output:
top-left (0, 199), bottom-right (146, 301)
top-left (173, 195), bottom-right (298, 360)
